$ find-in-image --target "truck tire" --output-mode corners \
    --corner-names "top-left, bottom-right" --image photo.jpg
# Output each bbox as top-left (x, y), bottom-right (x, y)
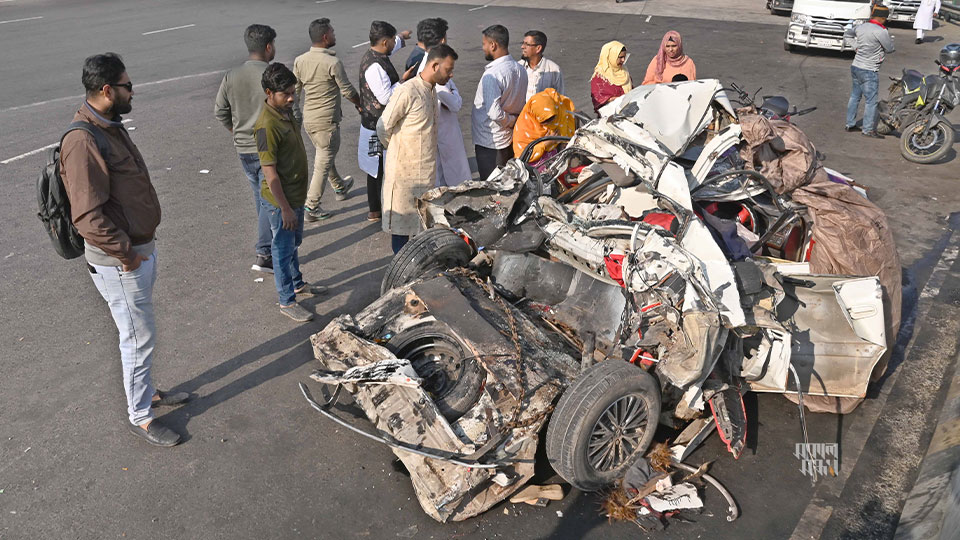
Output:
top-left (385, 321), bottom-right (485, 421)
top-left (546, 361), bottom-right (661, 492)
top-left (784, 42), bottom-right (795, 52)
top-left (380, 228), bottom-right (473, 295)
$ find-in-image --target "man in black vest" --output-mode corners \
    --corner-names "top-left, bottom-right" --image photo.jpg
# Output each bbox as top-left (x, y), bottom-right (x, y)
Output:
top-left (357, 20), bottom-right (414, 222)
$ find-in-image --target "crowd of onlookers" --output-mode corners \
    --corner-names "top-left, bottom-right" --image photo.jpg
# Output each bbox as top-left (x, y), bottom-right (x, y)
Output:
top-left (55, 16), bottom-right (699, 446)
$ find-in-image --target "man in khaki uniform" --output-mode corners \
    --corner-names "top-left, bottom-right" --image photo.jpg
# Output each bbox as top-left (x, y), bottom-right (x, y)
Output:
top-left (379, 44), bottom-right (458, 253)
top-left (293, 18), bottom-right (361, 222)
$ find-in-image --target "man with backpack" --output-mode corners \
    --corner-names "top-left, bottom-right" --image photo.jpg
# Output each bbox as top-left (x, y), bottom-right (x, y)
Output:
top-left (59, 53), bottom-right (188, 447)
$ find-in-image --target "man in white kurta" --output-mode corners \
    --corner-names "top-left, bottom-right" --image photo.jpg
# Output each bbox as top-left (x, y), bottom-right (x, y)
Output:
top-left (913, 0), bottom-right (941, 44)
top-left (417, 53), bottom-right (472, 187)
top-left (379, 45), bottom-right (459, 252)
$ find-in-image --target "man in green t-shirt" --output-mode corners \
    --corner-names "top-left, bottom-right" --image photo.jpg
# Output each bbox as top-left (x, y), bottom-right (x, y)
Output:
top-left (254, 63), bottom-right (327, 322)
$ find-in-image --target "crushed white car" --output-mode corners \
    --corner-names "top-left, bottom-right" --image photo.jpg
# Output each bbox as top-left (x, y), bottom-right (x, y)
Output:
top-left (300, 80), bottom-right (901, 522)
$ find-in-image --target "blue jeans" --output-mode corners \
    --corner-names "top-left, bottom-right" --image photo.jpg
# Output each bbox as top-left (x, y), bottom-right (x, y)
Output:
top-left (261, 201), bottom-right (306, 305)
top-left (239, 153), bottom-right (273, 257)
top-left (88, 250), bottom-right (158, 426)
top-left (847, 66), bottom-right (879, 133)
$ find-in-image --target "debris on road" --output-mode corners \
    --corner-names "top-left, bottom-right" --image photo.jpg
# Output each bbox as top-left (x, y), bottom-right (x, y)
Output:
top-left (300, 79), bottom-right (898, 525)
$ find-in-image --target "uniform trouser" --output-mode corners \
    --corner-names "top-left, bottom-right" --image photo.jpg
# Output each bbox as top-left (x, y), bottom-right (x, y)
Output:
top-left (88, 250), bottom-right (158, 426)
top-left (305, 123), bottom-right (346, 209)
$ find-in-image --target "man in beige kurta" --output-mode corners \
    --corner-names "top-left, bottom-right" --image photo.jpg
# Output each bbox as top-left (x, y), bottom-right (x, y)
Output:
top-left (379, 44), bottom-right (459, 252)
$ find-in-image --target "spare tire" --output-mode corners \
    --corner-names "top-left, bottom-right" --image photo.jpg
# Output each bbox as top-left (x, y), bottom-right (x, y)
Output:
top-left (385, 321), bottom-right (485, 421)
top-left (546, 361), bottom-right (660, 492)
top-left (380, 228), bottom-right (473, 295)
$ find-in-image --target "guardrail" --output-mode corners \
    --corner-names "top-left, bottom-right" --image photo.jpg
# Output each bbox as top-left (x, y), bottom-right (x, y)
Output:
top-left (941, 3), bottom-right (960, 24)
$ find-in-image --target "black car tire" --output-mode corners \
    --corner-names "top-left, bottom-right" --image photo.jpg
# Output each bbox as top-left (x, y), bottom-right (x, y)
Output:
top-left (546, 361), bottom-right (661, 492)
top-left (380, 228), bottom-right (474, 295)
top-left (385, 321), bottom-right (485, 421)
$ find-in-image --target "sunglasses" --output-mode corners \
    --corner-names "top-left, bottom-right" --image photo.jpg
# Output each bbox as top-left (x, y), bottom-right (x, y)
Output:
top-left (111, 82), bottom-right (133, 91)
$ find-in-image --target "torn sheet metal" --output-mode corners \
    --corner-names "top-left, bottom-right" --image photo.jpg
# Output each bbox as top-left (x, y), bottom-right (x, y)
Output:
top-left (600, 79), bottom-right (736, 155)
top-left (308, 274), bottom-right (578, 522)
top-left (311, 358), bottom-right (422, 388)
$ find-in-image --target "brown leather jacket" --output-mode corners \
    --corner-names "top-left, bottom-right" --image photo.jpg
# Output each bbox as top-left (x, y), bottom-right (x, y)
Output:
top-left (60, 103), bottom-right (160, 265)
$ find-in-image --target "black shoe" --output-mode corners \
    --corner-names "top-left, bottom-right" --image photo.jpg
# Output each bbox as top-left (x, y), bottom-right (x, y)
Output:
top-left (128, 419), bottom-right (181, 447)
top-left (862, 131), bottom-right (884, 139)
top-left (844, 125), bottom-right (858, 132)
top-left (151, 390), bottom-right (191, 408)
top-left (251, 254), bottom-right (274, 274)
top-left (334, 176), bottom-right (354, 201)
top-left (916, 38), bottom-right (923, 44)
top-left (305, 206), bottom-right (331, 222)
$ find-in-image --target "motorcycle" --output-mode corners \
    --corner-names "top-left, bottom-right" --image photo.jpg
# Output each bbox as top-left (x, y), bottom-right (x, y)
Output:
top-left (892, 44), bottom-right (960, 164)
top-left (727, 83), bottom-right (817, 122)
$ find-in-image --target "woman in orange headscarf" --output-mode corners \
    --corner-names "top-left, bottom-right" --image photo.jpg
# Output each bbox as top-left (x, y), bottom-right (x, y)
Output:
top-left (590, 41), bottom-right (633, 115)
top-left (642, 31), bottom-right (696, 85)
top-left (513, 88), bottom-right (576, 170)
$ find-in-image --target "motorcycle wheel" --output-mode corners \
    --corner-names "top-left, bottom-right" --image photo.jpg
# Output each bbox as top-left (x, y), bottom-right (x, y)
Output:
top-left (899, 120), bottom-right (955, 164)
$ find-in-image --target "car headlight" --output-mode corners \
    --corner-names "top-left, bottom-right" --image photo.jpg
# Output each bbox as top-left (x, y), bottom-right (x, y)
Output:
top-left (791, 13), bottom-right (810, 25)
top-left (853, 18), bottom-right (867, 25)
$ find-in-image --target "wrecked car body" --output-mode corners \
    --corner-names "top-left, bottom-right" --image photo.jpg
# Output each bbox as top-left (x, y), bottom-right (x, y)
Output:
top-left (301, 80), bottom-right (900, 522)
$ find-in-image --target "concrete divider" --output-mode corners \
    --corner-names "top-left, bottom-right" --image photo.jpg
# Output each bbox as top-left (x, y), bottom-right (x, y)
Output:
top-left (895, 356), bottom-right (960, 540)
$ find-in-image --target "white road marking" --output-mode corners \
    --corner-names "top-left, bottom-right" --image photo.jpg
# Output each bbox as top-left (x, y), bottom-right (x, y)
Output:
top-left (0, 15), bottom-right (42, 24)
top-left (1, 70), bottom-right (224, 113)
top-left (468, 5), bottom-right (489, 11)
top-left (0, 143), bottom-right (57, 165)
top-left (142, 23), bottom-right (195, 36)
top-left (352, 41), bottom-right (367, 48)
top-left (316, 0), bottom-right (336, 3)
top-left (646, 15), bottom-right (652, 22)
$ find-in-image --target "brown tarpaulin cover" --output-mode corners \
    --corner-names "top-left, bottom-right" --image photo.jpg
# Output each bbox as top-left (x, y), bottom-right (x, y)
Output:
top-left (738, 110), bottom-right (902, 412)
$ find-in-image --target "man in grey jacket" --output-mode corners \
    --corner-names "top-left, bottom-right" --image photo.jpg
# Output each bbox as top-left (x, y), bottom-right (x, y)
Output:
top-left (215, 24), bottom-right (277, 272)
top-left (845, 6), bottom-right (895, 138)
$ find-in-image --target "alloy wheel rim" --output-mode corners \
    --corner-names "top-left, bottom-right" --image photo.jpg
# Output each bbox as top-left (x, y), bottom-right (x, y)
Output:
top-left (587, 393), bottom-right (650, 472)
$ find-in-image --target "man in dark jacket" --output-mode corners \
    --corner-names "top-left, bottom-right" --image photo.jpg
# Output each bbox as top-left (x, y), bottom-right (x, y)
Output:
top-left (60, 53), bottom-right (188, 448)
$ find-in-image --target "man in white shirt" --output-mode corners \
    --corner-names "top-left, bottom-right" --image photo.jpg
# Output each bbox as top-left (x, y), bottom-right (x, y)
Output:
top-left (470, 24), bottom-right (528, 182)
top-left (357, 21), bottom-right (414, 222)
top-left (519, 30), bottom-right (564, 102)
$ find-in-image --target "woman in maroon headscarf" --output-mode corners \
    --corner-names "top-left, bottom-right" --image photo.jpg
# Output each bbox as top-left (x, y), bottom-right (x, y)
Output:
top-left (642, 31), bottom-right (696, 85)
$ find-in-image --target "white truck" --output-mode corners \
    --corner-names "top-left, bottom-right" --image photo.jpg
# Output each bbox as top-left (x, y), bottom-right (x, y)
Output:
top-left (784, 0), bottom-right (873, 52)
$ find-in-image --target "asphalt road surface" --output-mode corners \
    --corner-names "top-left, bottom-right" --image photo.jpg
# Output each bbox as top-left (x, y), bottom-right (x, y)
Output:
top-left (1, 1), bottom-right (959, 539)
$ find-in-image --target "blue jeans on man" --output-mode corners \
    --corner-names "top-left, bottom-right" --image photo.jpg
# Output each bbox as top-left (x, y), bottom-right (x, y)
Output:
top-left (260, 201), bottom-right (306, 305)
top-left (846, 66), bottom-right (880, 134)
top-left (238, 153), bottom-right (273, 257)
top-left (88, 250), bottom-right (158, 426)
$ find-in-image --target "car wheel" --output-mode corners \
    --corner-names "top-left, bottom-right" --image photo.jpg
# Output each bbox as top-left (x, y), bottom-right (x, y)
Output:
top-left (385, 321), bottom-right (485, 421)
top-left (784, 42), bottom-right (795, 52)
top-left (380, 228), bottom-right (474, 295)
top-left (546, 361), bottom-right (661, 492)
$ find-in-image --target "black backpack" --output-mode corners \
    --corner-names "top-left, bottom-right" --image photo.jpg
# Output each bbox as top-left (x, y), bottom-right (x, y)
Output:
top-left (37, 121), bottom-right (110, 259)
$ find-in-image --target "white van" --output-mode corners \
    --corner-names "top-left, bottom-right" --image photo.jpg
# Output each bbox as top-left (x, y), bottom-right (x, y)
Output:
top-left (882, 0), bottom-right (920, 23)
top-left (784, 0), bottom-right (872, 52)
